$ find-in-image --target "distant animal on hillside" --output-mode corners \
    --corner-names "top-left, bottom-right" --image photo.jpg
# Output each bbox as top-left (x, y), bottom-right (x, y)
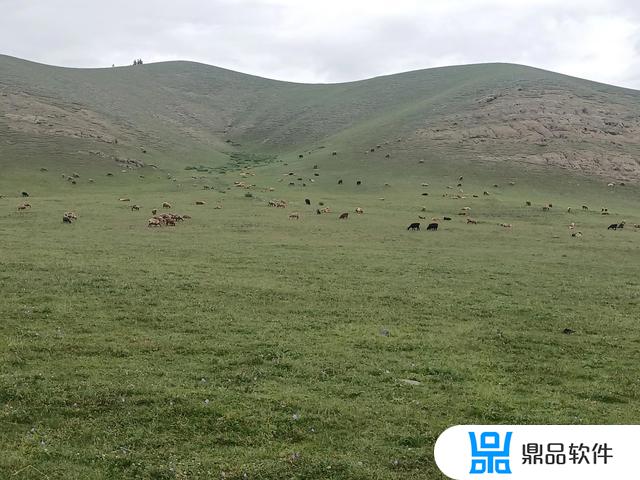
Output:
top-left (131, 205), bottom-right (140, 211)
top-left (526, 201), bottom-right (531, 206)
top-left (119, 198), bottom-right (130, 202)
top-left (356, 180), bottom-right (362, 185)
top-left (608, 223), bottom-right (619, 230)
top-left (499, 223), bottom-right (512, 228)
top-left (426, 223), bottom-right (438, 231)
top-left (62, 215), bottom-right (73, 224)
top-left (355, 207), bottom-right (363, 214)
top-left (17, 203), bottom-right (31, 210)
top-left (21, 191), bottom-right (29, 197)
top-left (571, 231), bottom-right (583, 237)
top-left (418, 215), bottom-right (426, 220)
top-left (162, 202), bottom-right (172, 209)
top-left (339, 212), bottom-right (349, 220)
top-left (567, 207), bottom-right (572, 213)
top-left (443, 216), bottom-right (452, 221)
top-left (467, 218), bottom-right (478, 224)
top-left (407, 222), bottom-right (420, 231)
top-left (582, 205), bottom-right (589, 210)
top-left (305, 198), bottom-right (311, 205)
top-left (338, 179), bottom-right (343, 184)
top-left (289, 212), bottom-right (300, 220)
top-left (332, 151), bottom-right (337, 156)
top-left (483, 191), bottom-right (490, 196)
top-left (542, 206), bottom-right (550, 211)
top-left (151, 209), bottom-right (157, 215)
top-left (195, 201), bottom-right (206, 205)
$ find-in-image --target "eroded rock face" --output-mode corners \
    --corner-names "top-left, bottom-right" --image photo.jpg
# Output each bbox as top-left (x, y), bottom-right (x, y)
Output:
top-left (415, 86), bottom-right (640, 181)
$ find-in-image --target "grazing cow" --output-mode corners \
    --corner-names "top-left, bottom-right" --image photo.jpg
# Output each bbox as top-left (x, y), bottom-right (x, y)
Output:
top-left (567, 207), bottom-right (572, 213)
top-left (165, 218), bottom-right (176, 226)
top-left (548, 204), bottom-right (553, 208)
top-left (21, 191), bottom-right (29, 197)
top-left (407, 222), bottom-right (420, 231)
top-left (332, 151), bottom-right (337, 156)
top-left (633, 224), bottom-right (640, 228)
top-left (608, 223), bottom-right (618, 230)
top-left (298, 154), bottom-right (304, 158)
top-left (162, 202), bottom-right (172, 209)
top-left (426, 223), bottom-right (438, 231)
top-left (467, 218), bottom-right (478, 224)
top-left (305, 198), bottom-right (311, 205)
top-left (443, 216), bottom-right (452, 221)
top-left (195, 201), bottom-right (206, 205)
top-left (461, 206), bottom-right (471, 211)
top-left (148, 218), bottom-right (161, 227)
top-left (320, 207), bottom-right (331, 214)
top-left (356, 180), bottom-right (362, 185)
top-left (338, 179), bottom-right (343, 185)
top-left (355, 207), bottom-right (363, 214)
top-left (571, 231), bottom-right (583, 237)
top-left (119, 198), bottom-right (130, 202)
top-left (582, 205), bottom-right (589, 210)
top-left (569, 222), bottom-right (576, 230)
top-left (526, 201), bottom-right (531, 206)
top-left (385, 154), bottom-right (390, 158)
top-left (339, 212), bottom-right (349, 220)
top-left (316, 209), bottom-right (322, 215)
top-left (63, 215), bottom-right (73, 224)
top-left (500, 223), bottom-right (512, 228)
top-left (151, 209), bottom-right (157, 215)
top-left (458, 176), bottom-right (463, 181)
top-left (542, 206), bottom-right (550, 211)
top-left (418, 215), bottom-right (426, 219)
top-left (289, 212), bottom-right (300, 220)
top-left (618, 221), bottom-right (626, 229)
top-left (17, 203), bottom-right (31, 210)
top-left (483, 191), bottom-right (490, 196)
top-left (131, 205), bottom-right (140, 211)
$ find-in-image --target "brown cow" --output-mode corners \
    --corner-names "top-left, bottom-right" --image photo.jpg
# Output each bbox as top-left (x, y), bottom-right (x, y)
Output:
top-left (148, 218), bottom-right (161, 227)
top-left (162, 202), bottom-right (171, 209)
top-left (339, 212), bottom-right (349, 220)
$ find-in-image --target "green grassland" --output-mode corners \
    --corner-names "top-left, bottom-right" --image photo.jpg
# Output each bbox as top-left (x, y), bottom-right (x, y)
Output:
top-left (1, 57), bottom-right (640, 479)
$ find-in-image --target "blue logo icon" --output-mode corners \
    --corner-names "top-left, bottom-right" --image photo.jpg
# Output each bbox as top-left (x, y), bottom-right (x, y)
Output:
top-left (469, 431), bottom-right (513, 474)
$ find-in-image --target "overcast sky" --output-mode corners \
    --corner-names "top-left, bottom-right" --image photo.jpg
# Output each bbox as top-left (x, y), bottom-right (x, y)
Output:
top-left (1, 0), bottom-right (640, 88)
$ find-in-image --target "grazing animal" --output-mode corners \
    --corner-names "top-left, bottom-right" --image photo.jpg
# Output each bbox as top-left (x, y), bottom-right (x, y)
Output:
top-left (152, 209), bottom-right (157, 215)
top-left (542, 206), bottom-right (550, 211)
top-left (162, 202), bottom-right (172, 209)
top-left (582, 205), bottom-right (589, 210)
top-left (563, 328), bottom-right (576, 334)
top-left (332, 151), bottom-right (337, 156)
top-left (607, 182), bottom-right (615, 187)
top-left (461, 206), bottom-right (471, 211)
top-left (548, 204), bottom-right (553, 208)
top-left (131, 205), bottom-right (140, 211)
top-left (17, 203), bottom-right (31, 210)
top-left (63, 215), bottom-right (73, 224)
top-left (338, 179), bottom-right (343, 185)
top-left (483, 191), bottom-right (490, 196)
top-left (443, 216), bottom-right (452, 221)
top-left (499, 223), bottom-right (512, 228)
top-left (339, 212), bottom-right (349, 220)
top-left (356, 180), bottom-right (362, 185)
top-left (316, 209), bottom-right (322, 215)
top-left (526, 201), bottom-right (531, 206)
top-left (119, 198), bottom-right (130, 202)
top-left (407, 222), bottom-right (420, 231)
top-left (355, 207), bottom-right (364, 214)
top-left (21, 191), bottom-right (29, 197)
top-left (571, 231), bottom-right (583, 237)
top-left (466, 218), bottom-right (478, 224)
top-left (569, 222), bottom-right (576, 230)
top-left (608, 223), bottom-right (619, 230)
top-left (195, 201), bottom-right (206, 205)
top-left (426, 223), bottom-right (438, 231)
top-left (458, 176), bottom-right (463, 181)
top-left (305, 198), bottom-right (311, 205)
top-left (567, 207), bottom-right (572, 213)
top-left (289, 212), bottom-right (300, 220)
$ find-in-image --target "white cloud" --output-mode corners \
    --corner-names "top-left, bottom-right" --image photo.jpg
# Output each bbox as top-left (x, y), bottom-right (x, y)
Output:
top-left (0, 0), bottom-right (639, 88)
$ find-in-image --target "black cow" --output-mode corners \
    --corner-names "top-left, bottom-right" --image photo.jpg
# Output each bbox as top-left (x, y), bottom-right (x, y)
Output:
top-left (356, 180), bottom-right (362, 185)
top-left (426, 223), bottom-right (439, 231)
top-left (338, 179), bottom-right (343, 184)
top-left (407, 222), bottom-right (420, 231)
top-left (21, 191), bottom-right (29, 197)
top-left (608, 223), bottom-right (618, 230)
top-left (443, 216), bottom-right (452, 221)
top-left (305, 198), bottom-right (311, 205)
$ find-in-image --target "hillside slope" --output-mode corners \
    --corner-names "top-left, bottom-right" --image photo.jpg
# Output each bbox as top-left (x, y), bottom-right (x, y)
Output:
top-left (1, 55), bottom-right (640, 181)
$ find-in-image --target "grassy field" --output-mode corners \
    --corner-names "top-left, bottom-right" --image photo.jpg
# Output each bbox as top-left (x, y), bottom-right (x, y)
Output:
top-left (1, 148), bottom-right (640, 479)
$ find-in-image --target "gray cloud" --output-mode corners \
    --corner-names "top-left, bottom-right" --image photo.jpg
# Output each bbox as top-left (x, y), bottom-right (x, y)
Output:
top-left (1, 0), bottom-right (639, 88)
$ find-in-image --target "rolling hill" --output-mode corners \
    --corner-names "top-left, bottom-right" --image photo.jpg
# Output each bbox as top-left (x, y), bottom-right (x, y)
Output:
top-left (2, 54), bottom-right (640, 182)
